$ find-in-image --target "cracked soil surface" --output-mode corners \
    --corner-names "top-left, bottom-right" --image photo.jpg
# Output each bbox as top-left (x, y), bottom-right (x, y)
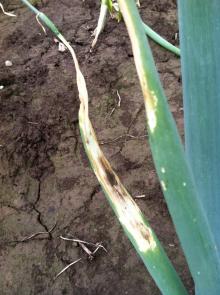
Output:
top-left (0, 0), bottom-right (193, 294)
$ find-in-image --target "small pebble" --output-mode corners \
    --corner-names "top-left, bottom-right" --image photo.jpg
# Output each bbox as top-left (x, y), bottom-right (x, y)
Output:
top-left (58, 43), bottom-right (66, 52)
top-left (0, 85), bottom-right (4, 90)
top-left (5, 60), bottom-right (13, 67)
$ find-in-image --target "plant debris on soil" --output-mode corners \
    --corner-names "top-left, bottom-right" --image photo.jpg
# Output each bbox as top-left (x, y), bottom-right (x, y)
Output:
top-left (0, 0), bottom-right (193, 294)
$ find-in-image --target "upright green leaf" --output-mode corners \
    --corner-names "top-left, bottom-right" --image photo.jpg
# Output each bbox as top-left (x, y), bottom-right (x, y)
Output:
top-left (178, 0), bottom-right (220, 248)
top-left (178, 1), bottom-right (220, 293)
top-left (118, 0), bottom-right (220, 293)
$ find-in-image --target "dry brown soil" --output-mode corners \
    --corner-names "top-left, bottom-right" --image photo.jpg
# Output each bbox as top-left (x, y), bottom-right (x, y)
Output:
top-left (0, 0), bottom-right (193, 294)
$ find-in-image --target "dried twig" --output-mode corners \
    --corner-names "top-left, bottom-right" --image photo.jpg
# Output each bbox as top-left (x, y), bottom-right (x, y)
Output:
top-left (60, 236), bottom-right (95, 246)
top-left (18, 222), bottom-right (57, 242)
top-left (0, 2), bottom-right (16, 17)
top-left (169, 243), bottom-right (175, 247)
top-left (60, 236), bottom-right (107, 259)
top-left (54, 258), bottom-right (82, 280)
top-left (127, 134), bottom-right (146, 139)
top-left (79, 242), bottom-right (93, 259)
top-left (92, 243), bottom-right (107, 255)
top-left (116, 90), bottom-right (121, 107)
top-left (55, 236), bottom-right (107, 279)
top-left (134, 194), bottom-right (146, 199)
top-left (27, 121), bottom-right (39, 125)
top-left (109, 90), bottom-right (122, 117)
top-left (100, 133), bottom-right (146, 145)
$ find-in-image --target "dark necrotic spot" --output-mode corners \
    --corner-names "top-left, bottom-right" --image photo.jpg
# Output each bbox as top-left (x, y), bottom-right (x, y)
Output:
top-left (99, 156), bottom-right (117, 186)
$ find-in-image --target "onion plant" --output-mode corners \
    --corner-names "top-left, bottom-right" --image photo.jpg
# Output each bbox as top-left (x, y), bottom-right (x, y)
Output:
top-left (93, 0), bottom-right (180, 56)
top-left (178, 2), bottom-right (220, 293)
top-left (20, 0), bottom-right (220, 294)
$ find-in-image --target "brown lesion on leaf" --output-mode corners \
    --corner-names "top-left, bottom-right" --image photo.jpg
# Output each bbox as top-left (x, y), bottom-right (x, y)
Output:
top-left (98, 155), bottom-right (156, 252)
top-left (114, 185), bottom-right (157, 252)
top-left (99, 155), bottom-right (118, 187)
top-left (139, 221), bottom-right (152, 241)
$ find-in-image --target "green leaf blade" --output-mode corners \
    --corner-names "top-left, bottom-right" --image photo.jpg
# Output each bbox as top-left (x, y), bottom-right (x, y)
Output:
top-left (118, 0), bottom-right (220, 293)
top-left (142, 21), bottom-right (180, 56)
top-left (178, 0), bottom-right (220, 246)
top-left (178, 2), bottom-right (220, 293)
